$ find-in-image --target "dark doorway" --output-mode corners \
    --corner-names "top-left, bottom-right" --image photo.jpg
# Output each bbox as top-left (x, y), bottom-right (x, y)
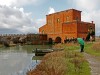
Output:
top-left (55, 37), bottom-right (61, 43)
top-left (48, 38), bottom-right (53, 44)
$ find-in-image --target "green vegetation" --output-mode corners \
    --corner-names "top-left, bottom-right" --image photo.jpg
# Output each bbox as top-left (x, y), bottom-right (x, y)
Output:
top-left (27, 44), bottom-right (91, 75)
top-left (63, 42), bottom-right (100, 56)
top-left (62, 43), bottom-right (79, 51)
top-left (85, 42), bottom-right (100, 56)
top-left (64, 51), bottom-right (90, 75)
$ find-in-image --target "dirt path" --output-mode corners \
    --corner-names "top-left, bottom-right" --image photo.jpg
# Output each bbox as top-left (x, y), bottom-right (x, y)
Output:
top-left (84, 53), bottom-right (100, 75)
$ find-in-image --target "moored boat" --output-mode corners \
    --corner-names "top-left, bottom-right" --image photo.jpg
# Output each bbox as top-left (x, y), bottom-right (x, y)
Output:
top-left (33, 48), bottom-right (64, 56)
top-left (33, 48), bottom-right (53, 56)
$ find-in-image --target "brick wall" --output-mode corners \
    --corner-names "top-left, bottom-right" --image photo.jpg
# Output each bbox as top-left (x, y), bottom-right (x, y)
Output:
top-left (39, 9), bottom-right (95, 43)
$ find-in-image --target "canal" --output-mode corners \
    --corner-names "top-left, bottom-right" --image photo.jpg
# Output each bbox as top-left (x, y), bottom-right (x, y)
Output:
top-left (0, 45), bottom-right (51, 75)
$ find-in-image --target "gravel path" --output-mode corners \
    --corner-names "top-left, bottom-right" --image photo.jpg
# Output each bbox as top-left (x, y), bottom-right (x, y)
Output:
top-left (84, 53), bottom-right (100, 75)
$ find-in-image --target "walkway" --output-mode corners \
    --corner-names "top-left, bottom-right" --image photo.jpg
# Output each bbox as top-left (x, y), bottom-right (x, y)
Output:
top-left (84, 53), bottom-right (100, 75)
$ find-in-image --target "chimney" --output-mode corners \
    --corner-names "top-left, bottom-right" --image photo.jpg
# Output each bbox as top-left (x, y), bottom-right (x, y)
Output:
top-left (91, 21), bottom-right (94, 24)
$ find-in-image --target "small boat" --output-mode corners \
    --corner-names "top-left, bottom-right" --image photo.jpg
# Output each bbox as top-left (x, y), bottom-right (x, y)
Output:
top-left (33, 48), bottom-right (64, 56)
top-left (33, 48), bottom-right (53, 56)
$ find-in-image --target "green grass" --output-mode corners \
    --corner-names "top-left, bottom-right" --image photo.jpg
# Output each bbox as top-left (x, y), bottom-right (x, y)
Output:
top-left (66, 61), bottom-right (90, 75)
top-left (64, 51), bottom-right (91, 75)
top-left (84, 42), bottom-right (100, 56)
top-left (63, 42), bottom-right (100, 56)
top-left (62, 43), bottom-right (80, 51)
top-left (53, 43), bottom-right (91, 75)
top-left (65, 45), bottom-right (79, 51)
top-left (28, 50), bottom-right (91, 75)
top-left (28, 43), bottom-right (91, 75)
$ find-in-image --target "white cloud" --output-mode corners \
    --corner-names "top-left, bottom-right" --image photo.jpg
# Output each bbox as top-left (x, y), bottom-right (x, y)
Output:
top-left (18, 25), bottom-right (38, 33)
top-left (0, 6), bottom-right (38, 34)
top-left (0, 0), bottom-right (15, 6)
top-left (73, 0), bottom-right (100, 12)
top-left (0, 0), bottom-right (46, 7)
top-left (48, 7), bottom-right (55, 14)
top-left (11, 0), bottom-right (38, 7)
top-left (35, 18), bottom-right (46, 28)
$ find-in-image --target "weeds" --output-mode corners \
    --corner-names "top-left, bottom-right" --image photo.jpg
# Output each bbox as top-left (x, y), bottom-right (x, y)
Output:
top-left (92, 42), bottom-right (100, 52)
top-left (53, 43), bottom-right (64, 49)
top-left (28, 51), bottom-right (67, 75)
top-left (85, 42), bottom-right (100, 56)
top-left (27, 44), bottom-right (90, 75)
top-left (63, 43), bottom-right (79, 51)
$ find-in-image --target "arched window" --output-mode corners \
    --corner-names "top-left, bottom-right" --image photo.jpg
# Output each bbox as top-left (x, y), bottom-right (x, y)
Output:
top-left (76, 17), bottom-right (79, 21)
top-left (55, 37), bottom-right (61, 43)
top-left (66, 16), bottom-right (69, 22)
top-left (42, 30), bottom-right (44, 34)
top-left (57, 18), bottom-right (60, 23)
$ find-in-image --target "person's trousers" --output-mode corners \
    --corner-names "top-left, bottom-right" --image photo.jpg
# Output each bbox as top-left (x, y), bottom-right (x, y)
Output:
top-left (80, 45), bottom-right (84, 52)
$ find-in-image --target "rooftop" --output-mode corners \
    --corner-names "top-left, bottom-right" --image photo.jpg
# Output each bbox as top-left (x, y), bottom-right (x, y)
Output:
top-left (46, 9), bottom-right (82, 16)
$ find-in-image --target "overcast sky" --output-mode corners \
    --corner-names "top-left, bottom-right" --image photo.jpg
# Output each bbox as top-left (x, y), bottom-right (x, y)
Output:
top-left (0, 0), bottom-right (100, 36)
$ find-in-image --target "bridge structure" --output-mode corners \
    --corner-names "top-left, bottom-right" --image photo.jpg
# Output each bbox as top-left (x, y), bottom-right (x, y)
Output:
top-left (0, 33), bottom-right (47, 46)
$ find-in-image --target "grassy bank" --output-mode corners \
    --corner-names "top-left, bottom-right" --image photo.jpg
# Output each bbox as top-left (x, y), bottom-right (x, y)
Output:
top-left (85, 42), bottom-right (100, 56)
top-left (27, 44), bottom-right (90, 75)
top-left (62, 43), bottom-right (79, 51)
top-left (63, 42), bottom-right (100, 56)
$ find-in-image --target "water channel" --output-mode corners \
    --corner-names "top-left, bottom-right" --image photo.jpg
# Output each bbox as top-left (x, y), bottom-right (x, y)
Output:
top-left (0, 45), bottom-right (51, 75)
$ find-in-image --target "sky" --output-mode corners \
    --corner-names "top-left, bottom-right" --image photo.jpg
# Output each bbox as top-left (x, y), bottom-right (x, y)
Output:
top-left (0, 0), bottom-right (100, 36)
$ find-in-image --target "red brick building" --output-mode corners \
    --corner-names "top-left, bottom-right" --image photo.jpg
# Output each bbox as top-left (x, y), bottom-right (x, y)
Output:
top-left (39, 9), bottom-right (95, 43)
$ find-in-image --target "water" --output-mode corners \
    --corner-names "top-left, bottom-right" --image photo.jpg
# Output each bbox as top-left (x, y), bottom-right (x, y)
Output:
top-left (0, 45), bottom-right (51, 75)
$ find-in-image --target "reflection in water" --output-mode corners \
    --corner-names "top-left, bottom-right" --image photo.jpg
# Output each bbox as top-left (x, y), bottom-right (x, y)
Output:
top-left (0, 45), bottom-right (51, 75)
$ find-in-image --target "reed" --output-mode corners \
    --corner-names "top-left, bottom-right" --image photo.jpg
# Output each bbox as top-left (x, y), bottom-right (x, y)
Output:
top-left (53, 43), bottom-right (64, 49)
top-left (27, 51), bottom-right (67, 75)
top-left (27, 44), bottom-right (90, 75)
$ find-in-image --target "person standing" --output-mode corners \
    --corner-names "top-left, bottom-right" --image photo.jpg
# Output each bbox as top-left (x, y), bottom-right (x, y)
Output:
top-left (77, 38), bottom-right (84, 52)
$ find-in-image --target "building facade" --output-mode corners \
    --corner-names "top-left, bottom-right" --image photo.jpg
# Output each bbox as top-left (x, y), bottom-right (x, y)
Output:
top-left (39, 9), bottom-right (95, 43)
